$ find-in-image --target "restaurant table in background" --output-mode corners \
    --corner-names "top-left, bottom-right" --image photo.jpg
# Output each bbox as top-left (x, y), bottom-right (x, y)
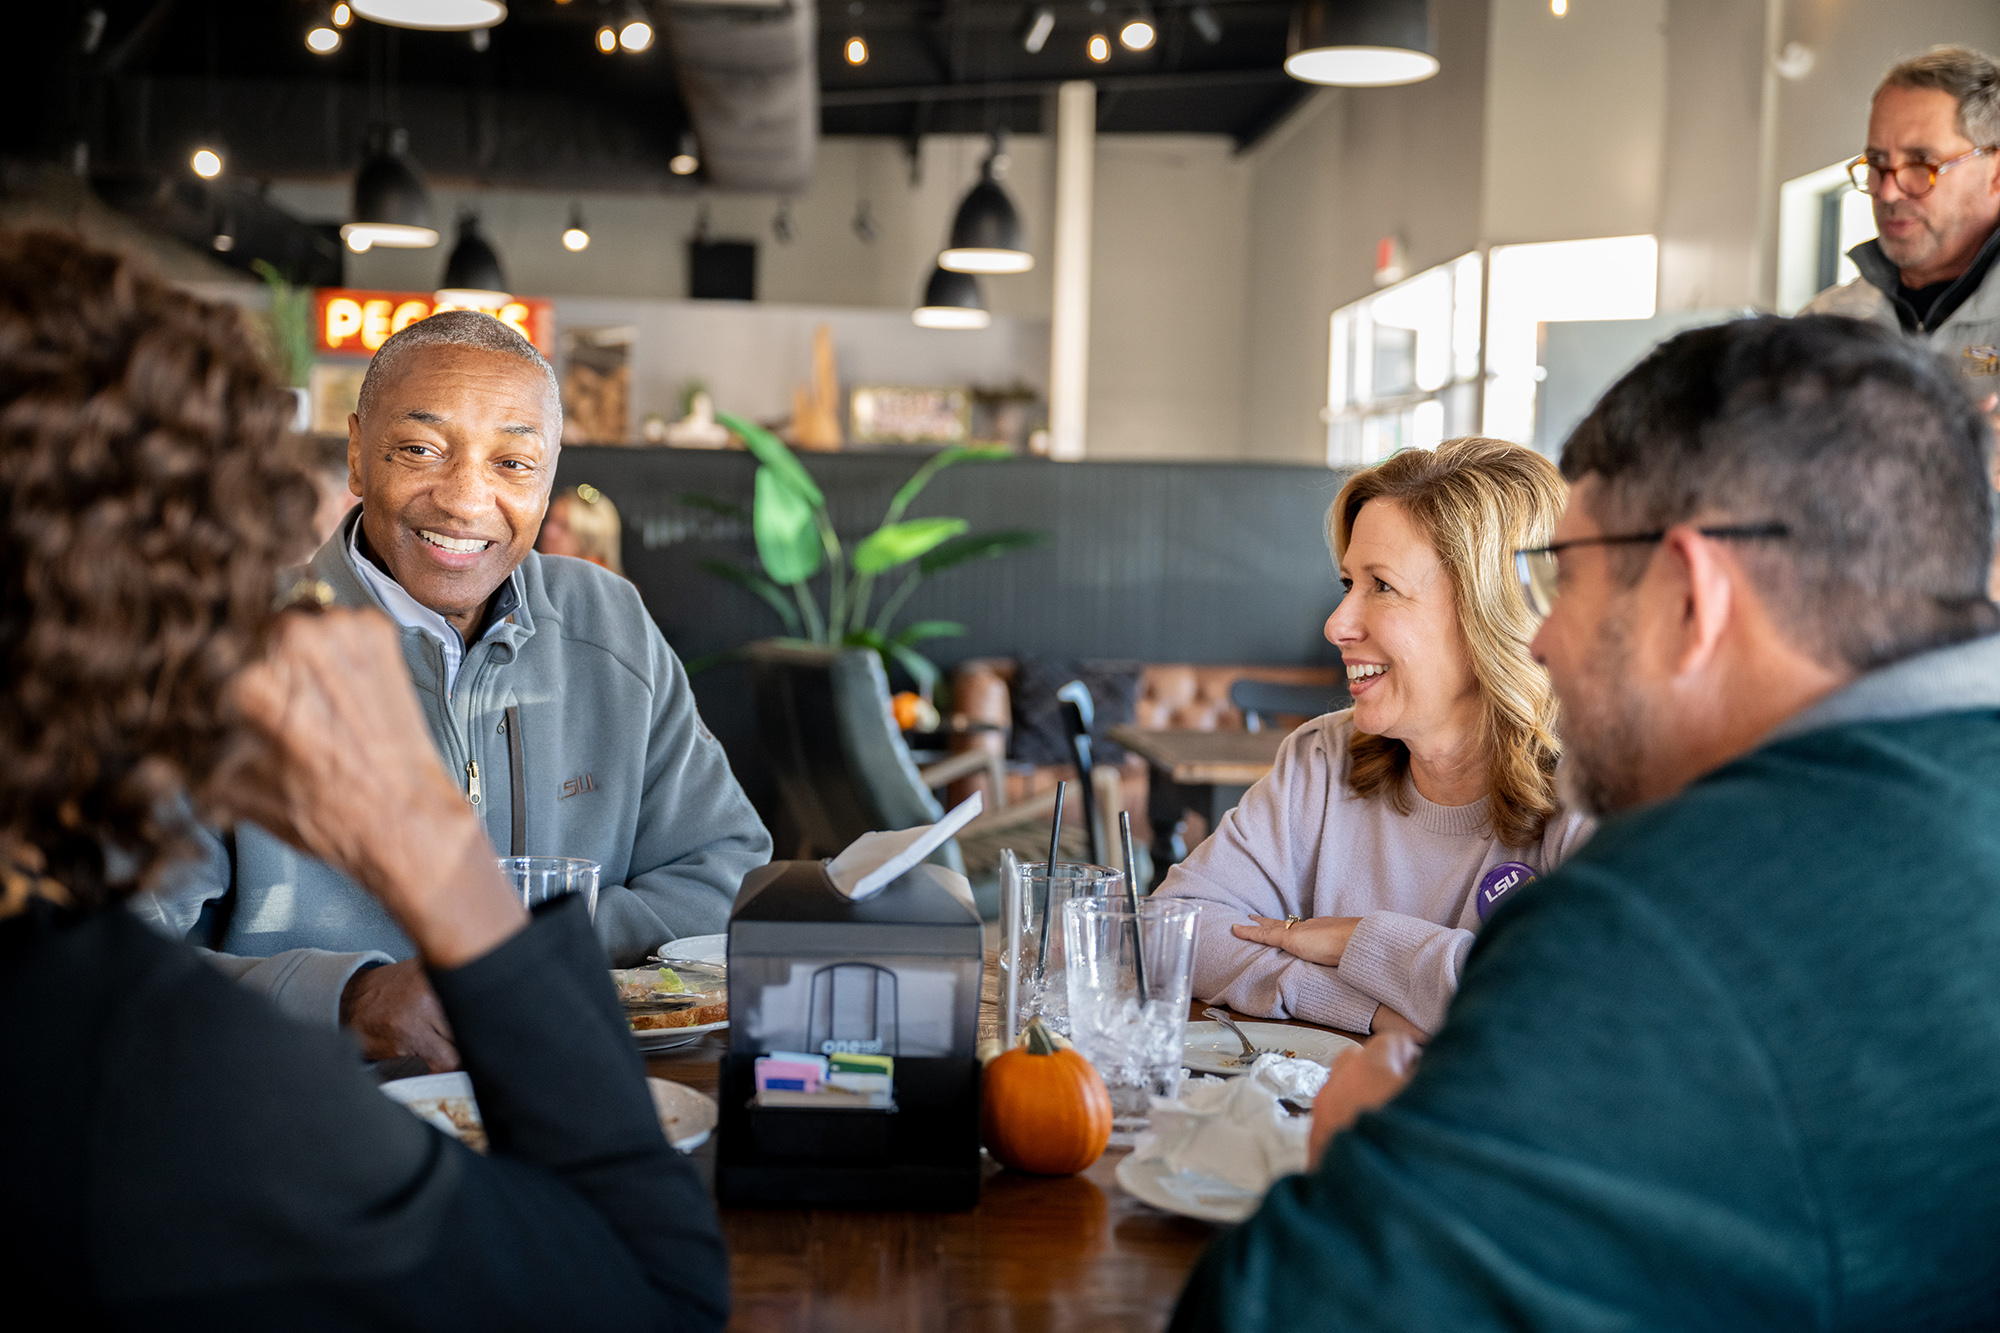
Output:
top-left (1108, 726), bottom-right (1287, 890)
top-left (644, 962), bottom-right (1361, 1332)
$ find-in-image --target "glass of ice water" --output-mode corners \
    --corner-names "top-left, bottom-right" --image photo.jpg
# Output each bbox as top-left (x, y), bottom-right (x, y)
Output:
top-left (497, 856), bottom-right (600, 919)
top-left (998, 857), bottom-right (1125, 1041)
top-left (1062, 895), bottom-right (1202, 1144)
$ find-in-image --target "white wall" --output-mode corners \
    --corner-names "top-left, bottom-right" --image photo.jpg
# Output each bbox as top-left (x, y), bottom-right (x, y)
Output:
top-left (1085, 136), bottom-right (1251, 459)
top-left (271, 130), bottom-right (1259, 460)
top-left (1481, 0), bottom-right (1667, 246)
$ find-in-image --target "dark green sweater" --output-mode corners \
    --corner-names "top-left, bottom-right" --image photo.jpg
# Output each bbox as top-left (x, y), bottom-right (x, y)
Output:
top-left (1174, 704), bottom-right (2000, 1330)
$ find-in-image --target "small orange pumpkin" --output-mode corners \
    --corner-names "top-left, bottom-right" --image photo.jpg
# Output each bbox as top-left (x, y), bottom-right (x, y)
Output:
top-left (980, 1017), bottom-right (1113, 1175)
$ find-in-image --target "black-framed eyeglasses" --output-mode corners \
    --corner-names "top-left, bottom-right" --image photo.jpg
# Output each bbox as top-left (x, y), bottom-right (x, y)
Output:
top-left (1846, 146), bottom-right (1998, 198)
top-left (1513, 523), bottom-right (1790, 620)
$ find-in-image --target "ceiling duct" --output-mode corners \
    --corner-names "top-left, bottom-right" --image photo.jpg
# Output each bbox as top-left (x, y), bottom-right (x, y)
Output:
top-left (659, 0), bottom-right (817, 194)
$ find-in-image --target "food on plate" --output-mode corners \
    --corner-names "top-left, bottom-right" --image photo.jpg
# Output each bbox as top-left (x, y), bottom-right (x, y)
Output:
top-left (981, 1016), bottom-right (1113, 1176)
top-left (407, 1096), bottom-right (490, 1154)
top-left (611, 960), bottom-right (727, 1032)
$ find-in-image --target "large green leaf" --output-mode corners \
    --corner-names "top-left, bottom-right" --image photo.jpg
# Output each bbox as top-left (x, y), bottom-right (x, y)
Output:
top-left (917, 526), bottom-right (1050, 576)
top-left (698, 557), bottom-right (802, 634)
top-left (851, 517), bottom-right (969, 575)
top-left (891, 620), bottom-right (966, 646)
top-left (717, 410), bottom-right (824, 508)
top-left (753, 466), bottom-right (823, 585)
top-left (885, 444), bottom-right (1014, 521)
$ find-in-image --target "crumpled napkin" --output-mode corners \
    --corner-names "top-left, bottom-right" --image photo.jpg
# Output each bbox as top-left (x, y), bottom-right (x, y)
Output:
top-left (1132, 1053), bottom-right (1335, 1194)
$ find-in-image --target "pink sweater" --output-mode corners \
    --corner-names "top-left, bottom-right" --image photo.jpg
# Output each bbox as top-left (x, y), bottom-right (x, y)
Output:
top-left (1154, 711), bottom-right (1593, 1034)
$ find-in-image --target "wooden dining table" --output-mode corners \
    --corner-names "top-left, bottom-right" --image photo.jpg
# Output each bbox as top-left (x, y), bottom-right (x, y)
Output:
top-left (646, 988), bottom-right (1361, 1332)
top-left (1107, 726), bottom-right (1290, 889)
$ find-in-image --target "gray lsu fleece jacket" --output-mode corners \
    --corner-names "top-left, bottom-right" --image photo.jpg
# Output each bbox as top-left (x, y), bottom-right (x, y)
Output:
top-left (136, 507), bottom-right (772, 1026)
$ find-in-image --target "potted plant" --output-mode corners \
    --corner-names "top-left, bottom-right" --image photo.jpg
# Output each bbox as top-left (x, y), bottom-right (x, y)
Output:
top-left (692, 411), bottom-right (1046, 695)
top-left (254, 260), bottom-right (315, 433)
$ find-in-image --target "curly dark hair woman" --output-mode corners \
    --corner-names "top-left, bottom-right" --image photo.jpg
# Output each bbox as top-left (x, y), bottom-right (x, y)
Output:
top-left (0, 230), bottom-right (728, 1328)
top-left (0, 227), bottom-right (317, 905)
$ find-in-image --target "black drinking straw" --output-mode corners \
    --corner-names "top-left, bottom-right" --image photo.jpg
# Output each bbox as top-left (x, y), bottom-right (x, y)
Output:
top-left (1119, 810), bottom-right (1148, 999)
top-left (1035, 780), bottom-right (1067, 979)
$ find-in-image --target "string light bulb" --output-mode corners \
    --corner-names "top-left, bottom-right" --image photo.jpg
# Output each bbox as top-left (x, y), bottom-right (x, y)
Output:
top-left (596, 25), bottom-right (617, 52)
top-left (191, 148), bottom-right (223, 178)
top-left (307, 25), bottom-right (341, 53)
top-left (1551, 0), bottom-right (1567, 13)
top-left (1088, 32), bottom-right (1110, 62)
top-left (846, 34), bottom-right (868, 64)
top-left (1119, 10), bottom-right (1156, 51)
top-left (619, 18), bottom-right (652, 51)
top-left (333, 3), bottom-right (352, 25)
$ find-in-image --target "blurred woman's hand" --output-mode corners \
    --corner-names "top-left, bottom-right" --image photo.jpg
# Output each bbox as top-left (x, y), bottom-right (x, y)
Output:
top-left (1308, 1032), bottom-right (1423, 1167)
top-left (1234, 914), bottom-right (1362, 966)
top-left (217, 608), bottom-right (524, 969)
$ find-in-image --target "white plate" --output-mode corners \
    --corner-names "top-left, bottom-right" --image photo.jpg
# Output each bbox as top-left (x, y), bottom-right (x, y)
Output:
top-left (632, 1018), bottom-right (729, 1053)
top-left (381, 1072), bottom-right (717, 1151)
top-left (1182, 1021), bottom-right (1360, 1077)
top-left (652, 934), bottom-right (727, 965)
top-left (1115, 1152), bottom-right (1262, 1225)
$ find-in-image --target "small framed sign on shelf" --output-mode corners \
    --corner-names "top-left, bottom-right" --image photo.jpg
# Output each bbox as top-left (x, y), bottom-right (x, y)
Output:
top-left (850, 385), bottom-right (970, 446)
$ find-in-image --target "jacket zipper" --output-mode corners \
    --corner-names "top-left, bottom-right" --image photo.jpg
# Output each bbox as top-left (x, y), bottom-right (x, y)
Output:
top-left (466, 759), bottom-right (482, 806)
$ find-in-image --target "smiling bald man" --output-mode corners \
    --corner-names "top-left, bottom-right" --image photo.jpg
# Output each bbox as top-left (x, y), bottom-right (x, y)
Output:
top-left (143, 312), bottom-right (770, 1071)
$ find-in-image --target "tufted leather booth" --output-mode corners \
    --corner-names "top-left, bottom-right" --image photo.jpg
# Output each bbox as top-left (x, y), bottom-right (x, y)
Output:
top-left (943, 658), bottom-right (1348, 817)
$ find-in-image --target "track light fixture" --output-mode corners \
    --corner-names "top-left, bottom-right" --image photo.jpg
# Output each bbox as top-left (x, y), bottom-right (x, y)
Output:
top-left (596, 24), bottom-right (617, 52)
top-left (1088, 32), bottom-right (1110, 62)
top-left (1021, 6), bottom-right (1054, 54)
top-left (562, 204), bottom-right (590, 252)
top-left (1119, 8), bottom-right (1156, 51)
top-left (190, 147), bottom-right (223, 178)
top-left (307, 25), bottom-right (341, 53)
top-left (333, 3), bottom-right (352, 26)
top-left (669, 131), bottom-right (700, 177)
top-left (845, 1), bottom-right (868, 64)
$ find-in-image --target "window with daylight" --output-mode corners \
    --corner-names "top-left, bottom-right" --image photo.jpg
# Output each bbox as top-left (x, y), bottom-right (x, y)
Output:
top-left (1777, 160), bottom-right (1878, 315)
top-left (1325, 253), bottom-right (1483, 469)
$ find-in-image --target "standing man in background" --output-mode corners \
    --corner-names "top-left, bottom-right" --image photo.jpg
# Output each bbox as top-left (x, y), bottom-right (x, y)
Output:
top-left (1803, 44), bottom-right (2000, 594)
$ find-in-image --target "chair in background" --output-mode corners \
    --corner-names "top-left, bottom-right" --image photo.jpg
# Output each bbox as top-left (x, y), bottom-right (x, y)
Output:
top-left (1229, 678), bottom-right (1350, 734)
top-left (743, 641), bottom-right (1049, 896)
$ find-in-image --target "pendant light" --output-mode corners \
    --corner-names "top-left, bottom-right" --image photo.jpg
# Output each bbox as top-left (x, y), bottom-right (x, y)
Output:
top-left (939, 141), bottom-right (1033, 275)
top-left (437, 213), bottom-right (510, 307)
top-left (913, 265), bottom-right (990, 330)
top-left (343, 127), bottom-right (438, 252)
top-left (1285, 0), bottom-right (1439, 87)
top-left (349, 0), bottom-right (506, 31)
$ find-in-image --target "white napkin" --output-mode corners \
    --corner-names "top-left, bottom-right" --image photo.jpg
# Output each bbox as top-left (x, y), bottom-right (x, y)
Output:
top-left (826, 791), bottom-right (984, 901)
top-left (1133, 1053), bottom-right (1333, 1194)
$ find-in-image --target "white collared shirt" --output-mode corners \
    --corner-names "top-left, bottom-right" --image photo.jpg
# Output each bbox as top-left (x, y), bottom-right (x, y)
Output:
top-left (347, 516), bottom-right (509, 697)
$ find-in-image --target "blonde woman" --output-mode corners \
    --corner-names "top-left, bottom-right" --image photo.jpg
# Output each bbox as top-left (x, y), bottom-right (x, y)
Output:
top-left (1156, 438), bottom-right (1592, 1038)
top-left (537, 483), bottom-right (625, 576)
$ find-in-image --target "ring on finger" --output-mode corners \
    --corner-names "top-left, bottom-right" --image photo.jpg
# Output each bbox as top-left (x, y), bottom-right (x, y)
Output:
top-left (1283, 914), bottom-right (1300, 929)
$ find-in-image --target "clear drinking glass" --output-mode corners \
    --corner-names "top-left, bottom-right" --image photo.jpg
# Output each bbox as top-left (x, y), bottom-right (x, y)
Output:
top-left (497, 855), bottom-right (600, 919)
top-left (997, 856), bottom-right (1125, 1041)
top-left (1063, 896), bottom-right (1202, 1144)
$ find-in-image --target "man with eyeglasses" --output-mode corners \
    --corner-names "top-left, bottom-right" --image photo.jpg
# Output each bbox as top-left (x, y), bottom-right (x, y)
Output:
top-left (1173, 315), bottom-right (2000, 1330)
top-left (1806, 46), bottom-right (2000, 367)
top-left (1804, 46), bottom-right (2000, 601)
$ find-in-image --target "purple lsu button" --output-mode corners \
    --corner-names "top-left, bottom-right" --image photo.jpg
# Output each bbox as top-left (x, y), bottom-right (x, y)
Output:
top-left (1475, 862), bottom-right (1537, 922)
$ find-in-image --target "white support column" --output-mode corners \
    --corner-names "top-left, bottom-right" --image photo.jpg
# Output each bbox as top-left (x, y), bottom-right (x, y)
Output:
top-left (1048, 80), bottom-right (1095, 461)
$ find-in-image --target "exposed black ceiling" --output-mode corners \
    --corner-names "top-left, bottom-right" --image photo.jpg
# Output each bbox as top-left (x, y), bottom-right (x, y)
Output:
top-left (7, 1), bottom-right (1306, 186)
